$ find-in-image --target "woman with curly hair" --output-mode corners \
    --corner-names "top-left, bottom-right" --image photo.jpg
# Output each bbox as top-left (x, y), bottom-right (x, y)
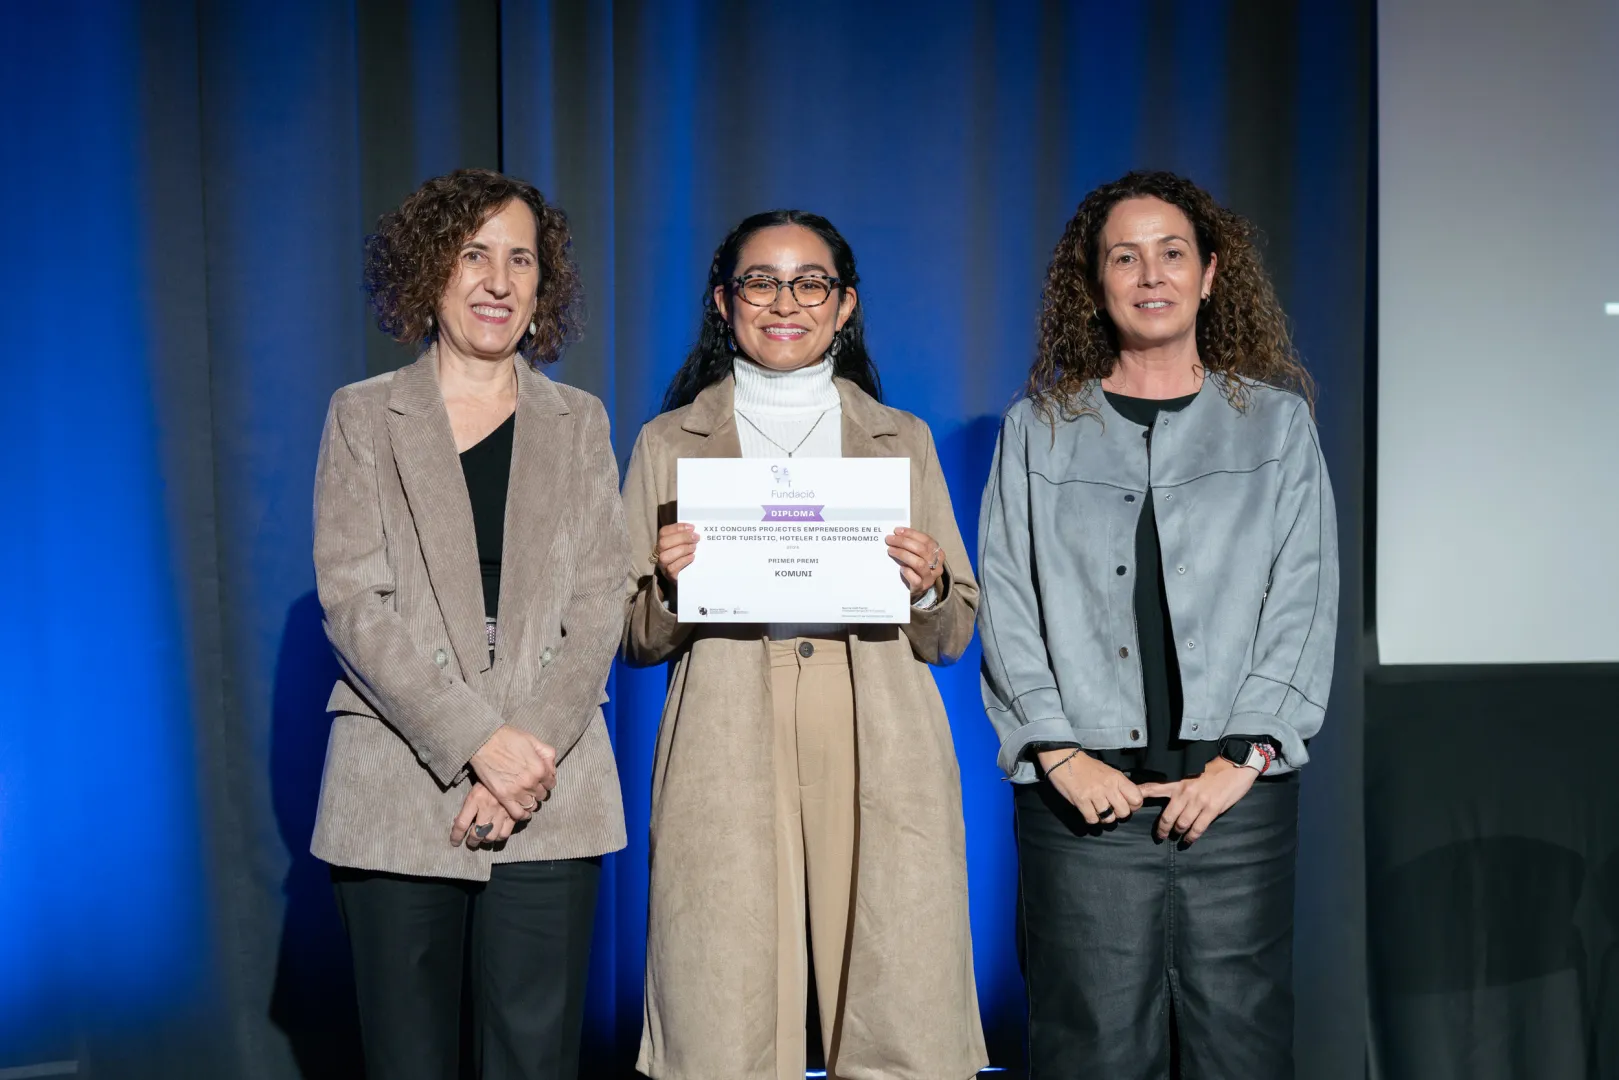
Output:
top-left (623, 210), bottom-right (987, 1079)
top-left (978, 171), bottom-right (1338, 1078)
top-left (311, 168), bottom-right (631, 1080)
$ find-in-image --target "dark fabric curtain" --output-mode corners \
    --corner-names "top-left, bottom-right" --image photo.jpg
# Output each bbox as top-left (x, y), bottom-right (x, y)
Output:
top-left (1, 2), bottom-right (1369, 1077)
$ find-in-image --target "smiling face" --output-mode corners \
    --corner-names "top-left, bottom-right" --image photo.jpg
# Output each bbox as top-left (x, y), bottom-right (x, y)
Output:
top-left (1096, 196), bottom-right (1217, 354)
top-left (434, 198), bottom-right (541, 364)
top-left (715, 224), bottom-right (857, 372)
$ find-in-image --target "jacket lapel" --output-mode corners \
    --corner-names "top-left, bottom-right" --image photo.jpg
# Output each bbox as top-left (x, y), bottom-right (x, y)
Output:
top-left (492, 364), bottom-right (570, 680)
top-left (836, 378), bottom-right (901, 459)
top-left (837, 382), bottom-right (908, 646)
top-left (386, 352), bottom-right (492, 677)
top-left (681, 376), bottom-right (744, 460)
top-left (679, 375), bottom-right (897, 459)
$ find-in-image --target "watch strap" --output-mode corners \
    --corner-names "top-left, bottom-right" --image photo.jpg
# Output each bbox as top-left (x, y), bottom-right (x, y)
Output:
top-left (1220, 735), bottom-right (1275, 774)
top-left (1242, 742), bottom-right (1275, 774)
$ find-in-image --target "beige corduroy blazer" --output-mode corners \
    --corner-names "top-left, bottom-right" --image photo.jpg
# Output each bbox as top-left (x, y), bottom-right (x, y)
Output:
top-left (624, 376), bottom-right (989, 1080)
top-left (310, 351), bottom-right (633, 880)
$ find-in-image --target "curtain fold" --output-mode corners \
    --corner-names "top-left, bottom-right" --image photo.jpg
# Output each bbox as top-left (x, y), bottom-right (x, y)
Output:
top-left (503, 3), bottom-right (1370, 1074)
top-left (1, 3), bottom-right (1369, 1076)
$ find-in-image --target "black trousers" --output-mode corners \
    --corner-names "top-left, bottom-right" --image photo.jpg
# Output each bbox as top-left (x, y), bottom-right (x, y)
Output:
top-left (1015, 775), bottom-right (1299, 1080)
top-left (332, 858), bottom-right (601, 1080)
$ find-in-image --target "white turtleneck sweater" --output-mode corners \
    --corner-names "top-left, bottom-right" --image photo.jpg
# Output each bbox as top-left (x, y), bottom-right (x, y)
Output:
top-left (731, 355), bottom-right (843, 459)
top-left (728, 357), bottom-right (933, 635)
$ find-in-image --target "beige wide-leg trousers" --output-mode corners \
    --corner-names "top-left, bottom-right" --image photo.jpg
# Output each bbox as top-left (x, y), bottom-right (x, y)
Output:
top-left (768, 635), bottom-right (858, 1080)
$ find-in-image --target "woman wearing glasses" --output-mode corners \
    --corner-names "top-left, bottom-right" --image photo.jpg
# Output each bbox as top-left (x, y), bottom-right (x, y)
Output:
top-left (623, 210), bottom-right (987, 1080)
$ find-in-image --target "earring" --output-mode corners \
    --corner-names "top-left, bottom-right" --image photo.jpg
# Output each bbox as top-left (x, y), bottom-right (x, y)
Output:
top-left (529, 318), bottom-right (538, 337)
top-left (427, 314), bottom-right (434, 328)
top-left (725, 328), bottom-right (738, 354)
top-left (827, 333), bottom-right (843, 360)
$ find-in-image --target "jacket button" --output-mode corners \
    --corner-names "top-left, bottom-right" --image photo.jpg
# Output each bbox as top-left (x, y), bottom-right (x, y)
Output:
top-left (1125, 494), bottom-right (1136, 503)
top-left (1177, 565), bottom-right (1186, 574)
top-left (798, 641), bottom-right (815, 658)
top-left (1115, 565), bottom-right (1127, 576)
top-left (1118, 646), bottom-right (1129, 658)
top-left (1190, 722), bottom-right (1200, 732)
top-left (1186, 640), bottom-right (1196, 649)
top-left (541, 647), bottom-right (555, 666)
top-left (419, 747), bottom-right (433, 762)
top-left (433, 649), bottom-right (448, 667)
top-left (1130, 729), bottom-right (1141, 741)
top-left (1164, 493), bottom-right (1173, 501)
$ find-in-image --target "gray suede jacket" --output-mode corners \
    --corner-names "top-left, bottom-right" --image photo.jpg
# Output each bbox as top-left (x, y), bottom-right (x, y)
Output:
top-left (978, 375), bottom-right (1338, 782)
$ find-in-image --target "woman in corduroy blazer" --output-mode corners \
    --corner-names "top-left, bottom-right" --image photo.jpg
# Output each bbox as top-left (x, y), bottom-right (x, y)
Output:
top-left (311, 169), bottom-right (632, 1080)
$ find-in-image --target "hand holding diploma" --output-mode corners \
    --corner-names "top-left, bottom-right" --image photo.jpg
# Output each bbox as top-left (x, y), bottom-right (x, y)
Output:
top-left (656, 521), bottom-right (699, 582)
top-left (667, 458), bottom-right (916, 622)
top-left (662, 519), bottom-right (943, 601)
top-left (885, 525), bottom-right (945, 601)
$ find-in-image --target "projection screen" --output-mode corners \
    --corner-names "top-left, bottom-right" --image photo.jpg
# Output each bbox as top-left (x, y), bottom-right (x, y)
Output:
top-left (1376, 0), bottom-right (1619, 665)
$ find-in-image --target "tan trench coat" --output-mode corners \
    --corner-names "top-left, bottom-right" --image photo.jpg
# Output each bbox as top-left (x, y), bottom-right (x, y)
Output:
top-left (623, 376), bottom-right (988, 1080)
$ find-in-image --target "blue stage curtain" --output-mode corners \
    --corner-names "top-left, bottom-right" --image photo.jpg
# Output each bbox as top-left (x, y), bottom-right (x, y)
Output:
top-left (0, 2), bottom-right (1368, 1076)
top-left (503, 3), bottom-right (1370, 1076)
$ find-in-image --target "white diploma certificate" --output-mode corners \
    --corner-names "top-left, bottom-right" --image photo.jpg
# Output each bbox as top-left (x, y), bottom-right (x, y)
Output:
top-left (675, 457), bottom-right (911, 623)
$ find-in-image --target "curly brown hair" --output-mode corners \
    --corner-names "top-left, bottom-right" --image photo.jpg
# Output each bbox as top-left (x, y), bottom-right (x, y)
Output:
top-left (363, 168), bottom-right (583, 365)
top-left (1026, 170), bottom-right (1313, 422)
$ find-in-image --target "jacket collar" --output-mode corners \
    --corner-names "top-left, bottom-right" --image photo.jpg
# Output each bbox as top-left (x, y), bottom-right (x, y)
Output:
top-left (495, 360), bottom-right (570, 696)
top-left (836, 376), bottom-right (899, 438)
top-left (679, 374), bottom-right (735, 436)
top-left (388, 345), bottom-right (569, 417)
top-left (680, 372), bottom-right (898, 440)
top-left (383, 347), bottom-right (571, 682)
top-left (1090, 369), bottom-right (1236, 431)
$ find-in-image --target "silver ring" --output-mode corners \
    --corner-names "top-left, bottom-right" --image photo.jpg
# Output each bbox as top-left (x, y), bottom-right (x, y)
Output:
top-left (522, 797), bottom-right (539, 812)
top-left (927, 548), bottom-right (941, 571)
top-left (473, 822), bottom-right (494, 839)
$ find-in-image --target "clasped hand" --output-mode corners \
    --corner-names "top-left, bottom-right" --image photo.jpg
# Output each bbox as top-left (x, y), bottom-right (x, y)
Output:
top-left (656, 521), bottom-right (945, 601)
top-left (453, 725), bottom-right (558, 849)
top-left (1040, 750), bottom-right (1258, 844)
top-left (469, 724), bottom-right (556, 819)
top-left (451, 782), bottom-right (512, 848)
top-left (1138, 757), bottom-right (1258, 844)
top-left (1038, 748), bottom-right (1145, 825)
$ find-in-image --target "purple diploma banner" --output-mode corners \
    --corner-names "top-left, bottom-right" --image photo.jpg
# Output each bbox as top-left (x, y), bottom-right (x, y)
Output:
top-left (762, 504), bottom-right (825, 522)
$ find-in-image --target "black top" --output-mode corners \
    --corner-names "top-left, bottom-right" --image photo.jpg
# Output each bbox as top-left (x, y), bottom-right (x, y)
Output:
top-left (459, 412), bottom-right (515, 618)
top-left (1091, 390), bottom-right (1218, 782)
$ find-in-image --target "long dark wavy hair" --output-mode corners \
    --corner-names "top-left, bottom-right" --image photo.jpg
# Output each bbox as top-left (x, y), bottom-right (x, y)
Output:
top-left (659, 210), bottom-right (882, 413)
top-left (1026, 170), bottom-right (1313, 423)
